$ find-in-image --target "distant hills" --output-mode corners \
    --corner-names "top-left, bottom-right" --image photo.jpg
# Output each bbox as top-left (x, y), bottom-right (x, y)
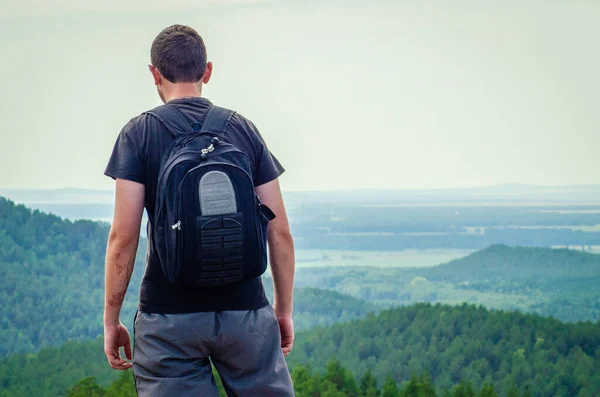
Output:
top-left (1, 193), bottom-right (599, 348)
top-left (2, 196), bottom-right (600, 396)
top-left (0, 197), bottom-right (375, 357)
top-left (294, 245), bottom-right (600, 323)
top-left (418, 245), bottom-right (600, 322)
top-left (421, 244), bottom-right (600, 282)
top-left (0, 188), bottom-right (114, 205)
top-left (1, 303), bottom-right (598, 397)
top-left (286, 183), bottom-right (600, 205)
top-left (4, 183), bottom-right (600, 205)
top-left (2, 183), bottom-right (600, 221)
top-left (4, 186), bottom-right (600, 251)
top-left (3, 192), bottom-right (598, 358)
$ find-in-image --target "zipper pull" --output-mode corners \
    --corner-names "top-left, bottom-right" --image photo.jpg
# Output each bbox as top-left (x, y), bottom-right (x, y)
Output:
top-left (200, 143), bottom-right (214, 160)
top-left (171, 221), bottom-right (181, 230)
top-left (201, 144), bottom-right (215, 155)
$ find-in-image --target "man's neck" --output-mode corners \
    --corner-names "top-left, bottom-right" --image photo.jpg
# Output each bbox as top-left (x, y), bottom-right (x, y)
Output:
top-left (163, 84), bottom-right (203, 103)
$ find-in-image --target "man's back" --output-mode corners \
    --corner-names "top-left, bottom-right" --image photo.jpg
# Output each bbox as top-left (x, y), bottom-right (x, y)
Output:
top-left (105, 97), bottom-right (283, 313)
top-left (102, 24), bottom-right (296, 397)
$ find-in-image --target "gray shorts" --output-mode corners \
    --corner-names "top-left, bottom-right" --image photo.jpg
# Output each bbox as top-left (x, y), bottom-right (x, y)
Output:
top-left (132, 305), bottom-right (294, 396)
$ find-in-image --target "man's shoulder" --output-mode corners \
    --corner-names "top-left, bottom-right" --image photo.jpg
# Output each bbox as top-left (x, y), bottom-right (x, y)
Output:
top-left (120, 101), bottom-right (259, 141)
top-left (227, 110), bottom-right (260, 137)
top-left (119, 111), bottom-right (159, 139)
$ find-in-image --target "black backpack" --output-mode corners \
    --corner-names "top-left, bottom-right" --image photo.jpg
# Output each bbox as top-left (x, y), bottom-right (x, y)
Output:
top-left (145, 103), bottom-right (276, 288)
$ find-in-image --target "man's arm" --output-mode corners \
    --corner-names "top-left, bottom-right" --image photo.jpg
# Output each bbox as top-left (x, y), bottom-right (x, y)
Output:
top-left (255, 179), bottom-right (295, 356)
top-left (103, 179), bottom-right (145, 370)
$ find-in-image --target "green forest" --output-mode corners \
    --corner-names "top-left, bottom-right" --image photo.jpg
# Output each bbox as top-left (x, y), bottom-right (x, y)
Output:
top-left (0, 197), bottom-right (374, 357)
top-left (3, 196), bottom-right (600, 357)
top-left (293, 245), bottom-right (600, 323)
top-left (1, 304), bottom-right (598, 397)
top-left (64, 361), bottom-right (515, 397)
top-left (1, 197), bottom-right (600, 397)
top-left (288, 304), bottom-right (600, 397)
top-left (0, 197), bottom-right (144, 356)
top-left (3, 195), bottom-right (600, 357)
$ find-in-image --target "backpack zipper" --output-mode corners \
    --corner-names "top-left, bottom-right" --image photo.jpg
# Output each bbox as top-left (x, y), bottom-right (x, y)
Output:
top-left (161, 146), bottom-right (254, 283)
top-left (155, 145), bottom-right (247, 228)
top-left (179, 159), bottom-right (264, 270)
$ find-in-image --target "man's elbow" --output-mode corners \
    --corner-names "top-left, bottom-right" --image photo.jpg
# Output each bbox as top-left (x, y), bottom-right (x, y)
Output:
top-left (107, 227), bottom-right (139, 249)
top-left (268, 226), bottom-right (294, 248)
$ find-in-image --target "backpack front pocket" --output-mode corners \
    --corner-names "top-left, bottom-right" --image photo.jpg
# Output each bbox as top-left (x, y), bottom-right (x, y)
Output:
top-left (189, 213), bottom-right (244, 287)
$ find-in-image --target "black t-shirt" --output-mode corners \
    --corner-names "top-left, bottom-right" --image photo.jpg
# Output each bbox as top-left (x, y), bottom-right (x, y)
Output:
top-left (104, 97), bottom-right (284, 313)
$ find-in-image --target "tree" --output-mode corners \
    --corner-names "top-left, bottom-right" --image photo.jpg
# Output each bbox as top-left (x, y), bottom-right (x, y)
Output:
top-left (402, 374), bottom-right (419, 397)
top-left (418, 373), bottom-right (437, 397)
top-left (105, 371), bottom-right (136, 397)
top-left (360, 369), bottom-right (379, 397)
top-left (66, 377), bottom-right (106, 397)
top-left (478, 383), bottom-right (499, 397)
top-left (325, 358), bottom-right (359, 396)
top-left (452, 380), bottom-right (475, 397)
top-left (382, 375), bottom-right (399, 397)
top-left (292, 364), bottom-right (322, 397)
top-left (506, 387), bottom-right (520, 397)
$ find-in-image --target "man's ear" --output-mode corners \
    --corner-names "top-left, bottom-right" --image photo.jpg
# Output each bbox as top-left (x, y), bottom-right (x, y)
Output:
top-left (202, 62), bottom-right (213, 84)
top-left (148, 65), bottom-right (162, 85)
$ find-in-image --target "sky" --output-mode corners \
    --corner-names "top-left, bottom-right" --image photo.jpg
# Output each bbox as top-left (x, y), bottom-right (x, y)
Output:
top-left (0, 0), bottom-right (598, 191)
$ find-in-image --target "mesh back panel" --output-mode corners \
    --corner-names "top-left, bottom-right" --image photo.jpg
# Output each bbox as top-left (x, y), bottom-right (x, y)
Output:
top-left (199, 171), bottom-right (237, 215)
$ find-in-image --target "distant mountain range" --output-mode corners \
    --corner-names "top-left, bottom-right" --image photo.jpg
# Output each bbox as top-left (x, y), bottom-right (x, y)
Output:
top-left (0, 188), bottom-right (115, 205)
top-left (3, 183), bottom-right (600, 206)
top-left (286, 183), bottom-right (600, 205)
top-left (3, 184), bottom-right (600, 224)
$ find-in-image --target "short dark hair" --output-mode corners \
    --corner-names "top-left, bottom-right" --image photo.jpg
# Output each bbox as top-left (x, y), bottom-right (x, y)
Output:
top-left (151, 25), bottom-right (207, 83)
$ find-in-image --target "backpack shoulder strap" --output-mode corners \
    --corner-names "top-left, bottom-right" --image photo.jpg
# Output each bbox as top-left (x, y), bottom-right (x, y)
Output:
top-left (200, 105), bottom-right (235, 134)
top-left (144, 104), bottom-right (192, 136)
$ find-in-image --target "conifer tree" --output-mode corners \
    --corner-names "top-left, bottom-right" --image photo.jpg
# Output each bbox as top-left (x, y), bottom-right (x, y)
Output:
top-left (382, 375), bottom-right (399, 397)
top-left (478, 383), bottom-right (499, 397)
top-left (105, 371), bottom-right (136, 397)
top-left (418, 372), bottom-right (437, 397)
top-left (403, 374), bottom-right (420, 397)
top-left (360, 369), bottom-right (379, 397)
top-left (66, 377), bottom-right (106, 397)
top-left (452, 380), bottom-right (475, 397)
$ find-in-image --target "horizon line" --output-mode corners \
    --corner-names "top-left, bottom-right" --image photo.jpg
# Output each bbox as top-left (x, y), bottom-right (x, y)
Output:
top-left (2, 182), bottom-right (600, 194)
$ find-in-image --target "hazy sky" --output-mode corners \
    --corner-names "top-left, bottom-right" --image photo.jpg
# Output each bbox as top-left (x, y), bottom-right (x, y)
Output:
top-left (1, 1), bottom-right (598, 191)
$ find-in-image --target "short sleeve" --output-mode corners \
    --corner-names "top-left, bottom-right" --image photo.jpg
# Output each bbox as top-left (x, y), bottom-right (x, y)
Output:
top-left (241, 117), bottom-right (285, 186)
top-left (104, 118), bottom-right (146, 184)
top-left (253, 130), bottom-right (285, 186)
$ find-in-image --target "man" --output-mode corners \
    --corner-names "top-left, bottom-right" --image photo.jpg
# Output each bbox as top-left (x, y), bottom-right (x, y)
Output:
top-left (103, 24), bottom-right (295, 396)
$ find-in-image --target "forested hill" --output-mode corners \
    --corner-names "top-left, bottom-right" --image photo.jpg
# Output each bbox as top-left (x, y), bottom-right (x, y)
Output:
top-left (288, 303), bottom-right (600, 397)
top-left (0, 197), bottom-right (144, 357)
top-left (0, 303), bottom-right (598, 397)
top-left (292, 244), bottom-right (600, 323)
top-left (0, 197), bottom-right (375, 357)
top-left (416, 245), bottom-right (600, 321)
top-left (421, 244), bottom-right (600, 282)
